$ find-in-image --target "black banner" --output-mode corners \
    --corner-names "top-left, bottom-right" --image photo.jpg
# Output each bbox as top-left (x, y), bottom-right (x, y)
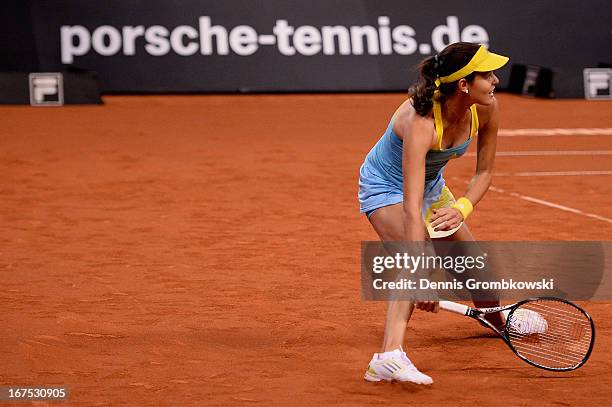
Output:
top-left (25, 0), bottom-right (612, 97)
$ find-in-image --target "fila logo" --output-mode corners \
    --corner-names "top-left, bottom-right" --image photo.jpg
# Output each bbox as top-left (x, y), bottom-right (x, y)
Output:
top-left (583, 68), bottom-right (612, 100)
top-left (29, 73), bottom-right (64, 106)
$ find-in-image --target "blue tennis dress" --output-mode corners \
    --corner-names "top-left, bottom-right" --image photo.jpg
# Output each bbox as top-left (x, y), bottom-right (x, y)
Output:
top-left (358, 102), bottom-right (479, 227)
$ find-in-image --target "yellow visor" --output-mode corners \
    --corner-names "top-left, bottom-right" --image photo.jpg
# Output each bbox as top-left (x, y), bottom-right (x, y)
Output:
top-left (437, 45), bottom-right (509, 84)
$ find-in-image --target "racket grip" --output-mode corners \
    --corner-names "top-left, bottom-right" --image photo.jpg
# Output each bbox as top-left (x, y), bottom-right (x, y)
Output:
top-left (439, 301), bottom-right (470, 315)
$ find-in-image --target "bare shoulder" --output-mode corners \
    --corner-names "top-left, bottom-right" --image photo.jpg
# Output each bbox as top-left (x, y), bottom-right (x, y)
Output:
top-left (393, 100), bottom-right (435, 143)
top-left (475, 97), bottom-right (500, 128)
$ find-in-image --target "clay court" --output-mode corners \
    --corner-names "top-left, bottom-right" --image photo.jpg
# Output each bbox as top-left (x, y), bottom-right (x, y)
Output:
top-left (2, 93), bottom-right (612, 405)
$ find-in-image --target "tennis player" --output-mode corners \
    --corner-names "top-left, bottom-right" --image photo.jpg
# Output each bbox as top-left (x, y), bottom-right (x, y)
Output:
top-left (358, 42), bottom-right (509, 384)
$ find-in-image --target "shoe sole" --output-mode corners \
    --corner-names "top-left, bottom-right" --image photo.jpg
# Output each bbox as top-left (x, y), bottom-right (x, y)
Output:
top-left (364, 371), bottom-right (383, 382)
top-left (364, 371), bottom-right (433, 385)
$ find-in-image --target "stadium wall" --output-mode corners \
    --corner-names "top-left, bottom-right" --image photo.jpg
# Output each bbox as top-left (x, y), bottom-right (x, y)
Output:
top-left (4, 1), bottom-right (612, 97)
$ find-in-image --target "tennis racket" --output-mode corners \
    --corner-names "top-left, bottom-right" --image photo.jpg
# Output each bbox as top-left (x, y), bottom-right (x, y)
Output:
top-left (439, 297), bottom-right (595, 371)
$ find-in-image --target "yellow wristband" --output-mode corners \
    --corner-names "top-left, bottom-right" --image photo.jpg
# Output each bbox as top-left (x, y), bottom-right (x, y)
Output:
top-left (452, 197), bottom-right (473, 220)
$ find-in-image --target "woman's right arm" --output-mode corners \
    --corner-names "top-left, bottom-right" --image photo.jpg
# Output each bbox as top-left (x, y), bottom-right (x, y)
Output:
top-left (396, 114), bottom-right (434, 241)
top-left (396, 113), bottom-right (439, 313)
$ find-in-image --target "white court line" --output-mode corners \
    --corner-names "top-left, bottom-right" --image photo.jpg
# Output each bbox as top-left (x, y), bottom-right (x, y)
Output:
top-left (466, 150), bottom-right (612, 157)
top-left (495, 170), bottom-right (612, 177)
top-left (499, 128), bottom-right (612, 137)
top-left (491, 187), bottom-right (612, 224)
top-left (452, 178), bottom-right (612, 225)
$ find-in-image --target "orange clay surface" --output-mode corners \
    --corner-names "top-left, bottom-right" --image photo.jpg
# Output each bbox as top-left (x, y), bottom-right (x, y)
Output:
top-left (2, 94), bottom-right (612, 406)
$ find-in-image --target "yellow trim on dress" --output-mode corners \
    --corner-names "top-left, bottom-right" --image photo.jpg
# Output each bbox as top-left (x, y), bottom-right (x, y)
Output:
top-left (470, 104), bottom-right (479, 137)
top-left (432, 102), bottom-right (479, 151)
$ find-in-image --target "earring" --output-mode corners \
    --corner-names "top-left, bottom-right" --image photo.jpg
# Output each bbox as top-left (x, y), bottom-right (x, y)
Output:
top-left (463, 89), bottom-right (469, 94)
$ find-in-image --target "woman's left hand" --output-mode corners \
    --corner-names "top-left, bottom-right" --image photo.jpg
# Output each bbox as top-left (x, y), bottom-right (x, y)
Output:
top-left (430, 207), bottom-right (463, 231)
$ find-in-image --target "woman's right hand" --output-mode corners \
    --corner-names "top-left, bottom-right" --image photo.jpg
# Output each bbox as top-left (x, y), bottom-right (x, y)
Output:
top-left (415, 301), bottom-right (439, 313)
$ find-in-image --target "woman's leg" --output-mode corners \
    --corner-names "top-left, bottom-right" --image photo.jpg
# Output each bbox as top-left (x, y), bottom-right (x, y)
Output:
top-left (363, 203), bottom-right (436, 384)
top-left (368, 203), bottom-right (424, 352)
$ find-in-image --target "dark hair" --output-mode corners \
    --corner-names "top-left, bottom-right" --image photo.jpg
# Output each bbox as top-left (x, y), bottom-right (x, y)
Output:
top-left (409, 42), bottom-right (480, 117)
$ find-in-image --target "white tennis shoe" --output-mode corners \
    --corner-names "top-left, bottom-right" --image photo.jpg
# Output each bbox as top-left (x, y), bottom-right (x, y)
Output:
top-left (504, 308), bottom-right (548, 335)
top-left (364, 347), bottom-right (433, 384)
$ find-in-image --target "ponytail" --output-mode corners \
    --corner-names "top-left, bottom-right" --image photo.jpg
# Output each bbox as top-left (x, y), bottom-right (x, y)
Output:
top-left (409, 56), bottom-right (438, 117)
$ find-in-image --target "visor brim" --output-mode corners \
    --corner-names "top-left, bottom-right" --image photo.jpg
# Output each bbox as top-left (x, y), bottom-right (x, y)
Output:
top-left (473, 52), bottom-right (509, 72)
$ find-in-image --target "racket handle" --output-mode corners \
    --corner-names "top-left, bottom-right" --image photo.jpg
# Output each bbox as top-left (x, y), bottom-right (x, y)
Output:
top-left (439, 301), bottom-right (470, 315)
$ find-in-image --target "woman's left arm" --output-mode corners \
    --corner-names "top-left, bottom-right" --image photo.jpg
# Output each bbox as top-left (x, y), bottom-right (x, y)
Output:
top-left (464, 98), bottom-right (499, 205)
top-left (430, 99), bottom-right (499, 232)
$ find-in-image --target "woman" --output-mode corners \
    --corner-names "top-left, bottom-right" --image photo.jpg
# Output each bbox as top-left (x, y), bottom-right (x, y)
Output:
top-left (358, 42), bottom-right (509, 384)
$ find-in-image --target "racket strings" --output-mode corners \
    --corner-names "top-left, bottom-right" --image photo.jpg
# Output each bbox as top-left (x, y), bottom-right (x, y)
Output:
top-left (512, 319), bottom-right (592, 341)
top-left (507, 341), bottom-right (582, 365)
top-left (508, 334), bottom-right (589, 359)
top-left (507, 299), bottom-right (593, 370)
